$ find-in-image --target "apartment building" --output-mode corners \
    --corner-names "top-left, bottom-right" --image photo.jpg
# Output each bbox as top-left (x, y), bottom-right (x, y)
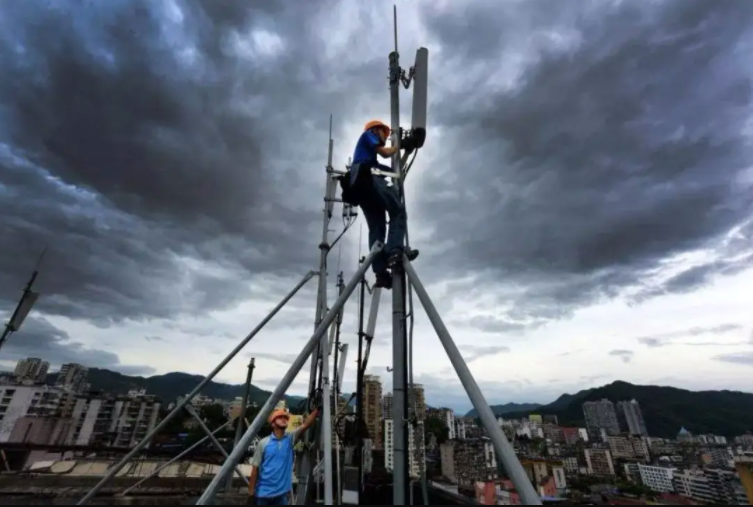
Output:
top-left (408, 383), bottom-right (426, 421)
top-left (616, 399), bottom-right (648, 436)
top-left (451, 438), bottom-right (498, 487)
top-left (638, 464), bottom-right (675, 493)
top-left (362, 375), bottom-right (382, 449)
top-left (55, 363), bottom-right (89, 393)
top-left (383, 419), bottom-right (420, 478)
top-left (14, 358), bottom-right (50, 383)
top-left (382, 392), bottom-right (393, 420)
top-left (673, 469), bottom-right (718, 503)
top-left (584, 448), bottom-right (615, 476)
top-left (607, 435), bottom-right (650, 461)
top-left (67, 391), bottom-right (161, 447)
top-left (582, 399), bottom-right (620, 440)
top-left (0, 384), bottom-right (63, 442)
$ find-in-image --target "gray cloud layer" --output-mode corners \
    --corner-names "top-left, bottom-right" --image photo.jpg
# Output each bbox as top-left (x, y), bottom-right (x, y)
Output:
top-left (1, 0), bottom-right (752, 381)
top-left (0, 315), bottom-right (155, 375)
top-left (417, 0), bottom-right (753, 328)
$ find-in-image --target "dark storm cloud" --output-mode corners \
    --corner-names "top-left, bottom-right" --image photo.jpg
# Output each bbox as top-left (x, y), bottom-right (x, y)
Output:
top-left (0, 314), bottom-right (155, 375)
top-left (416, 0), bottom-right (753, 327)
top-left (0, 0), bottom-right (380, 324)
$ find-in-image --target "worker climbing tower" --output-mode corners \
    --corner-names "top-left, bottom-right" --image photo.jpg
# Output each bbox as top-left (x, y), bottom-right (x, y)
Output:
top-left (75, 6), bottom-right (542, 506)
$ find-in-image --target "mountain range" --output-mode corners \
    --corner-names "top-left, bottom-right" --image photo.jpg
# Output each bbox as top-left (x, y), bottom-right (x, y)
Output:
top-left (45, 368), bottom-right (306, 410)
top-left (33, 368), bottom-right (753, 439)
top-left (465, 381), bottom-right (753, 439)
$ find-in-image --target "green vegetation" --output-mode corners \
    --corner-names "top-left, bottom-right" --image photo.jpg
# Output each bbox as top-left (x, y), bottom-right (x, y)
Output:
top-left (499, 381), bottom-right (753, 438)
top-left (47, 367), bottom-right (306, 407)
top-left (424, 415), bottom-right (450, 445)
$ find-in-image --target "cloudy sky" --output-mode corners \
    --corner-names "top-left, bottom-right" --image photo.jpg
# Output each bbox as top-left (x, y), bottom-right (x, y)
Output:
top-left (1, 0), bottom-right (752, 413)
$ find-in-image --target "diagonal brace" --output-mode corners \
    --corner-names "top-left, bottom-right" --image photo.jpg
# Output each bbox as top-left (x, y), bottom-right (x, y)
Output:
top-left (186, 405), bottom-right (249, 485)
top-left (76, 270), bottom-right (315, 505)
top-left (403, 256), bottom-right (543, 506)
top-left (122, 417), bottom-right (238, 496)
top-left (195, 241), bottom-right (383, 505)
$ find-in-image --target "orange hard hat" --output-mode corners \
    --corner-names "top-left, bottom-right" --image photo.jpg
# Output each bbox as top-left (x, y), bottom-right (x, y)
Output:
top-left (268, 409), bottom-right (290, 425)
top-left (364, 120), bottom-right (391, 134)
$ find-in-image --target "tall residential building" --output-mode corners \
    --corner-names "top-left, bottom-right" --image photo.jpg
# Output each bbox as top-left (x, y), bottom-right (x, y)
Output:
top-left (0, 384), bottom-right (63, 442)
top-left (384, 419), bottom-right (420, 478)
top-left (408, 383), bottom-right (426, 421)
top-left (67, 392), bottom-right (161, 447)
top-left (383, 392), bottom-right (393, 420)
top-left (582, 399), bottom-right (620, 439)
top-left (55, 363), bottom-right (89, 393)
top-left (14, 358), bottom-right (50, 383)
top-left (362, 375), bottom-right (383, 449)
top-left (617, 399), bottom-right (648, 436)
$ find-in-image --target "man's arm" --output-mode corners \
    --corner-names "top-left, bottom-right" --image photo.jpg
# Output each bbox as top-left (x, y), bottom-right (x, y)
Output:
top-left (376, 144), bottom-right (399, 158)
top-left (293, 408), bottom-right (320, 443)
top-left (248, 438), bottom-right (266, 495)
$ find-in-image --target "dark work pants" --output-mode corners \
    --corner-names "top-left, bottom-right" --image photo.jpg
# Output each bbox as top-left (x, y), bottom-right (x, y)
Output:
top-left (359, 175), bottom-right (407, 276)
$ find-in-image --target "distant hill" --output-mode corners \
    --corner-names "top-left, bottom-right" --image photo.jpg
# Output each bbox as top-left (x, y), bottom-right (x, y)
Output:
top-left (465, 402), bottom-right (542, 418)
top-left (495, 381), bottom-right (753, 438)
top-left (46, 368), bottom-right (306, 409)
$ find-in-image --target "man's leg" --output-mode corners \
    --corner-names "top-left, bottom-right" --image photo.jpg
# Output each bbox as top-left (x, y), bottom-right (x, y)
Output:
top-left (372, 178), bottom-right (418, 266)
top-left (359, 190), bottom-right (389, 284)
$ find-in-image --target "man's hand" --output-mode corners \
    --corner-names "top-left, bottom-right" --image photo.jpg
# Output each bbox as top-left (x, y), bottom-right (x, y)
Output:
top-left (246, 492), bottom-right (257, 505)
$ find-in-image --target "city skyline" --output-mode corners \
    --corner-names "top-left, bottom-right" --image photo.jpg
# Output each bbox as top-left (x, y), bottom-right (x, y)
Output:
top-left (1, 0), bottom-right (752, 415)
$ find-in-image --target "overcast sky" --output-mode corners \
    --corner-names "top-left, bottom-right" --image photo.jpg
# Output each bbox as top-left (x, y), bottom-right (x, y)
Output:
top-left (1, 0), bottom-right (752, 414)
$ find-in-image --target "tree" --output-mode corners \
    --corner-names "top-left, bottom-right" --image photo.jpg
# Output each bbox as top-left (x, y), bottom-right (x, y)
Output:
top-left (424, 416), bottom-right (450, 445)
top-left (200, 404), bottom-right (227, 427)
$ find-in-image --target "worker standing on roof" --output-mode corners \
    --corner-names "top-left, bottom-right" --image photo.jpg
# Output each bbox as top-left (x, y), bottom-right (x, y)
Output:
top-left (348, 120), bottom-right (418, 289)
top-left (247, 404), bottom-right (320, 505)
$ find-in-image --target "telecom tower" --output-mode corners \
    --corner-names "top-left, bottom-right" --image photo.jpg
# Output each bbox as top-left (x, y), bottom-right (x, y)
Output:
top-left (75, 7), bottom-right (541, 506)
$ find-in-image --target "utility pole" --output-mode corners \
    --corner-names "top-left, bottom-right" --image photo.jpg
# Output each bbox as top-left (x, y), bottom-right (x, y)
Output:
top-left (226, 357), bottom-right (255, 492)
top-left (297, 115), bottom-right (337, 505)
top-left (355, 259), bottom-right (367, 498)
top-left (388, 6), bottom-right (410, 504)
top-left (1, 248), bottom-right (46, 353)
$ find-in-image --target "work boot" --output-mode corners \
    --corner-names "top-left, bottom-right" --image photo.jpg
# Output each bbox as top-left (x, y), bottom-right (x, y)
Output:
top-left (387, 248), bottom-right (419, 268)
top-left (374, 272), bottom-right (393, 290)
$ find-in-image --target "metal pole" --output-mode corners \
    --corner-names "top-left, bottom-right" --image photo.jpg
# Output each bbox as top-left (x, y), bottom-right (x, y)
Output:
top-left (365, 287), bottom-right (381, 340)
top-left (122, 418), bottom-right (236, 495)
top-left (355, 267), bottom-right (366, 496)
top-left (225, 357), bottom-right (256, 491)
top-left (389, 6), bottom-right (409, 504)
top-left (319, 301), bottom-right (335, 504)
top-left (77, 270), bottom-right (315, 505)
top-left (185, 405), bottom-right (249, 485)
top-left (403, 258), bottom-right (543, 506)
top-left (195, 242), bottom-right (383, 505)
top-left (298, 115), bottom-right (336, 505)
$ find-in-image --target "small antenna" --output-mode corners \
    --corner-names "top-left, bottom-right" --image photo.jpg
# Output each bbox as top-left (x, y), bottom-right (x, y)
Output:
top-left (393, 5), bottom-right (398, 53)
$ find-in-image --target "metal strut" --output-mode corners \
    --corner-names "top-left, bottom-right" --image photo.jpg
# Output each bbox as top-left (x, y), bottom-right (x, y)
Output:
top-left (76, 271), bottom-right (316, 505)
top-left (194, 242), bottom-right (383, 505)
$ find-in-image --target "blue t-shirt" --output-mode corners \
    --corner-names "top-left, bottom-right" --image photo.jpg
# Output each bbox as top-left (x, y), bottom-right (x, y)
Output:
top-left (352, 130), bottom-right (382, 167)
top-left (252, 429), bottom-right (300, 498)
